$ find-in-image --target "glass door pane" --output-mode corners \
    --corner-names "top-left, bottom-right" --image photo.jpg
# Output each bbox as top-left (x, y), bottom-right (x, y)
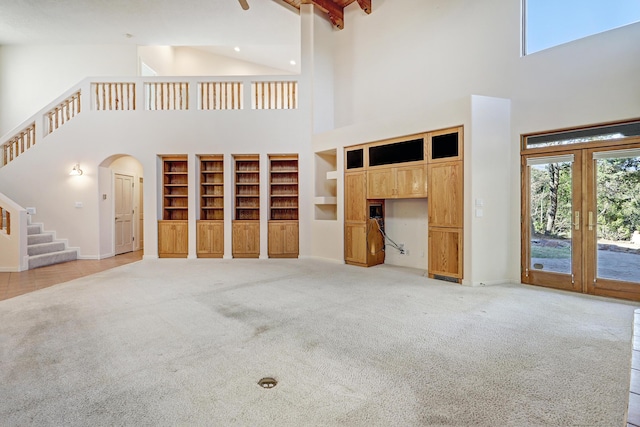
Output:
top-left (594, 153), bottom-right (640, 283)
top-left (528, 159), bottom-right (574, 274)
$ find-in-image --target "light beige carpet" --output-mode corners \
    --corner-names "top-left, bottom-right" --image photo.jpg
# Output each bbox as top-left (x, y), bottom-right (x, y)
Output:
top-left (0, 259), bottom-right (636, 426)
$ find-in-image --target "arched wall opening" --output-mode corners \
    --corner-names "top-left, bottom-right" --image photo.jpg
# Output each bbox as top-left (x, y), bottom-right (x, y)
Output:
top-left (98, 154), bottom-right (144, 259)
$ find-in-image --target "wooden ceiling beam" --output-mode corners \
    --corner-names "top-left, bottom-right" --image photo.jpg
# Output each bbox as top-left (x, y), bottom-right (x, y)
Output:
top-left (302, 0), bottom-right (344, 29)
top-left (356, 0), bottom-right (371, 14)
top-left (277, 0), bottom-right (372, 29)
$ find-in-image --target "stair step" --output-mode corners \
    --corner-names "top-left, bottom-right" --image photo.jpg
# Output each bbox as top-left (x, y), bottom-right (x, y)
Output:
top-left (27, 233), bottom-right (54, 245)
top-left (27, 224), bottom-right (42, 235)
top-left (28, 241), bottom-right (66, 256)
top-left (28, 249), bottom-right (78, 270)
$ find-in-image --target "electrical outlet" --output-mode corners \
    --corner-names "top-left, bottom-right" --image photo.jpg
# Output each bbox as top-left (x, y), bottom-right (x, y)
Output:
top-left (398, 243), bottom-right (405, 255)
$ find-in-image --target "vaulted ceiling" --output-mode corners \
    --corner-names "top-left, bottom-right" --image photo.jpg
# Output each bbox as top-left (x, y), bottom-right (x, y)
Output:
top-left (0, 0), bottom-right (373, 72)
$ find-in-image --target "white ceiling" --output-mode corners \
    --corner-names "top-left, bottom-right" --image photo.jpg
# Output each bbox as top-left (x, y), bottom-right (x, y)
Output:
top-left (0, 0), bottom-right (302, 72)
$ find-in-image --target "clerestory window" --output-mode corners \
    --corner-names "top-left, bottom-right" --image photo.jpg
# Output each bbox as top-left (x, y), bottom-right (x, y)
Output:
top-left (522, 0), bottom-right (640, 55)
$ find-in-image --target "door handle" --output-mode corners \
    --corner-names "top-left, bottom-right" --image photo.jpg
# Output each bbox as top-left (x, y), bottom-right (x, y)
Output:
top-left (588, 211), bottom-right (594, 231)
top-left (573, 211), bottom-right (580, 230)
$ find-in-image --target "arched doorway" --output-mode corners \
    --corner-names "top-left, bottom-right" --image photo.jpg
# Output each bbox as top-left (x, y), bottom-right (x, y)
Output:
top-left (98, 155), bottom-right (144, 258)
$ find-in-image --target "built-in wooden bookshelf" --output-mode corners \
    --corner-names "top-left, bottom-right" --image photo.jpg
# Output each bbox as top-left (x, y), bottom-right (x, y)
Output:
top-left (234, 155), bottom-right (260, 221)
top-left (233, 155), bottom-right (260, 258)
top-left (269, 155), bottom-right (298, 221)
top-left (268, 154), bottom-right (299, 258)
top-left (200, 155), bottom-right (224, 221)
top-left (197, 155), bottom-right (224, 258)
top-left (162, 156), bottom-right (188, 220)
top-left (159, 155), bottom-right (188, 258)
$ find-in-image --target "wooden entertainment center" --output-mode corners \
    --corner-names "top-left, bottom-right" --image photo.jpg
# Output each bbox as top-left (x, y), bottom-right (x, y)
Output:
top-left (344, 126), bottom-right (463, 282)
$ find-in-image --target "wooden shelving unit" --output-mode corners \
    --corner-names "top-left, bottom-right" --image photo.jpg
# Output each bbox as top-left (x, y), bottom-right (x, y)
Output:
top-left (234, 156), bottom-right (260, 221)
top-left (343, 126), bottom-right (464, 280)
top-left (200, 155), bottom-right (224, 221)
top-left (197, 155), bottom-right (224, 258)
top-left (268, 154), bottom-right (299, 258)
top-left (233, 155), bottom-right (260, 258)
top-left (159, 155), bottom-right (188, 258)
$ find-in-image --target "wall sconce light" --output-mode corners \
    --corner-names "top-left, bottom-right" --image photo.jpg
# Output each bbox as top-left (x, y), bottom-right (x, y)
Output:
top-left (69, 164), bottom-right (83, 176)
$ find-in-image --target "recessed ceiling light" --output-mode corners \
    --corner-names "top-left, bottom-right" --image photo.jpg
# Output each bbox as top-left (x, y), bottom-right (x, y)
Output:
top-left (234, 46), bottom-right (241, 52)
top-left (290, 60), bottom-right (296, 65)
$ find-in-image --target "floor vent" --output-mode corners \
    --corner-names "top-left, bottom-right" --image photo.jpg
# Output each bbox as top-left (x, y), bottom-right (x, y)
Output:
top-left (258, 377), bottom-right (277, 389)
top-left (433, 274), bottom-right (459, 283)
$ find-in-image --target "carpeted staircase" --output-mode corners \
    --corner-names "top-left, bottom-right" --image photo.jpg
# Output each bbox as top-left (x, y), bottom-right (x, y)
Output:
top-left (27, 223), bottom-right (77, 269)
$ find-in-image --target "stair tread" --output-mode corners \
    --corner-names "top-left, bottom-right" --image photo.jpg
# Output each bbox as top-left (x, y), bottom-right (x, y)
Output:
top-left (28, 249), bottom-right (78, 269)
top-left (29, 249), bottom-right (77, 259)
top-left (27, 241), bottom-right (66, 256)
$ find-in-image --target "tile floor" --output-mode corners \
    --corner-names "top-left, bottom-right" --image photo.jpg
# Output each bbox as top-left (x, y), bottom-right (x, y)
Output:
top-left (629, 309), bottom-right (640, 426)
top-left (0, 250), bottom-right (142, 301)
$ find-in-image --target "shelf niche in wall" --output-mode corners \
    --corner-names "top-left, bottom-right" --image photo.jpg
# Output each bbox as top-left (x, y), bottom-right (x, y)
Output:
top-left (314, 149), bottom-right (337, 220)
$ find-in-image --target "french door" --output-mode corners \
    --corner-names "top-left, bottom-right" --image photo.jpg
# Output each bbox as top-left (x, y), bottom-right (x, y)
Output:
top-left (522, 143), bottom-right (640, 300)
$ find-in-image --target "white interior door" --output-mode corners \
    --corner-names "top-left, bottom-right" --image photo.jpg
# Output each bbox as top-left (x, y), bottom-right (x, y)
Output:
top-left (115, 173), bottom-right (134, 254)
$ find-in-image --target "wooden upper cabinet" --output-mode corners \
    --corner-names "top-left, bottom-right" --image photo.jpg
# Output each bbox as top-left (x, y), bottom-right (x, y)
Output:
top-left (344, 171), bottom-right (367, 222)
top-left (367, 168), bottom-right (394, 199)
top-left (396, 165), bottom-right (427, 197)
top-left (368, 165), bottom-right (427, 199)
top-left (428, 160), bottom-right (463, 228)
top-left (428, 126), bottom-right (463, 163)
top-left (345, 145), bottom-right (366, 171)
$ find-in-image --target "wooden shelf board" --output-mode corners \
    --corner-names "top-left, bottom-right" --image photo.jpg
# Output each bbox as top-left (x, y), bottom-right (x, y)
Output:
top-left (314, 196), bottom-right (337, 205)
top-left (326, 171), bottom-right (338, 180)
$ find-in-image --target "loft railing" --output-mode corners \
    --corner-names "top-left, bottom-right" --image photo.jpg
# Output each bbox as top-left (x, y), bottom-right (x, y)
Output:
top-left (94, 82), bottom-right (136, 110)
top-left (1, 122), bottom-right (35, 166)
top-left (252, 81), bottom-right (298, 109)
top-left (0, 77), bottom-right (300, 167)
top-left (46, 90), bottom-right (81, 135)
top-left (145, 82), bottom-right (189, 110)
top-left (199, 81), bottom-right (243, 110)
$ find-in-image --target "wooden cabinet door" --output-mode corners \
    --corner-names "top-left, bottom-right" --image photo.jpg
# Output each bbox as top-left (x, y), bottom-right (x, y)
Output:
top-left (367, 168), bottom-right (394, 199)
top-left (345, 172), bottom-right (367, 222)
top-left (158, 221), bottom-right (188, 258)
top-left (197, 220), bottom-right (223, 258)
top-left (345, 223), bottom-right (367, 265)
top-left (232, 221), bottom-right (259, 258)
top-left (268, 221), bottom-right (298, 258)
top-left (428, 227), bottom-right (463, 279)
top-left (396, 165), bottom-right (427, 198)
top-left (268, 222), bottom-right (284, 256)
top-left (283, 222), bottom-right (299, 256)
top-left (428, 161), bottom-right (463, 227)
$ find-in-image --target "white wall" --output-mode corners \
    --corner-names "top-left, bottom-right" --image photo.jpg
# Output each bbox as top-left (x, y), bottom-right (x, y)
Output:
top-left (137, 46), bottom-right (294, 77)
top-left (0, 44), bottom-right (138, 135)
top-left (0, 76), bottom-right (310, 261)
top-left (469, 96), bottom-right (512, 285)
top-left (311, 0), bottom-right (640, 282)
top-left (383, 199), bottom-right (428, 269)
